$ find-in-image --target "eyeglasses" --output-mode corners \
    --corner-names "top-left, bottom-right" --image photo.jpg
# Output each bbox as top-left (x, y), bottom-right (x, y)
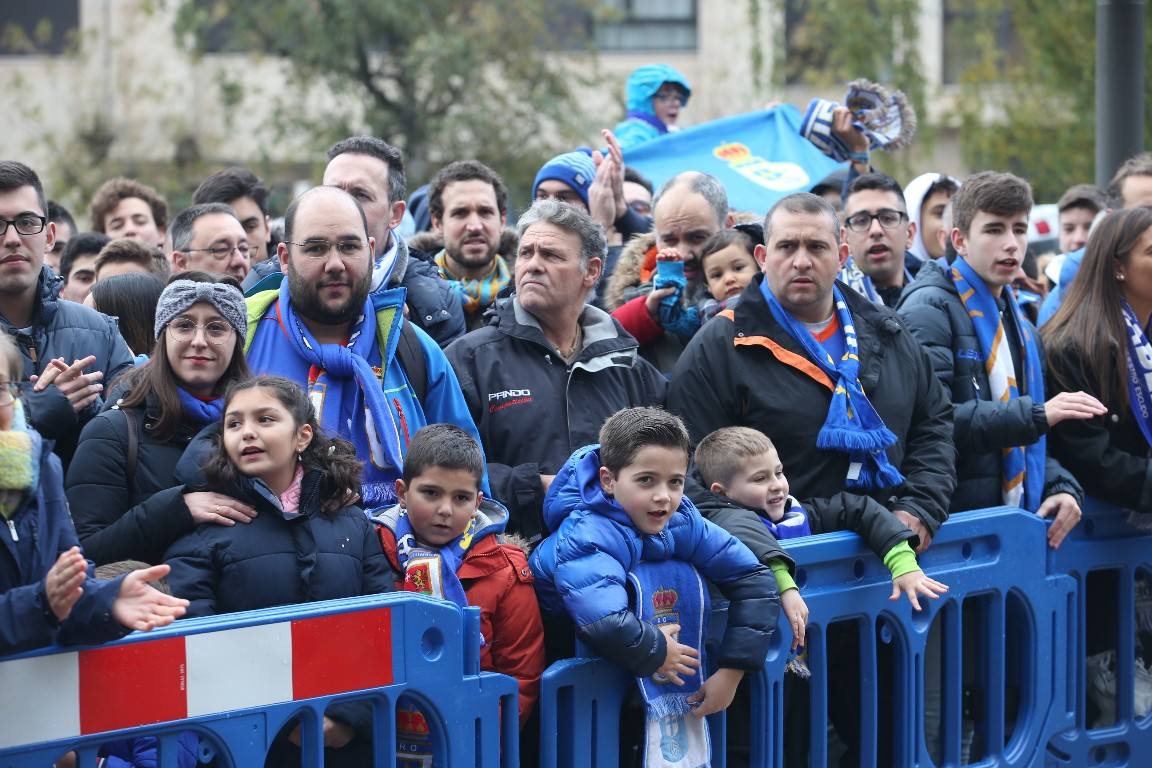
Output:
top-left (844, 209), bottom-right (908, 233)
top-left (653, 90), bottom-right (685, 104)
top-left (285, 239), bottom-right (369, 259)
top-left (0, 382), bottom-right (25, 408)
top-left (0, 215), bottom-right (47, 237)
top-left (182, 242), bottom-right (251, 260)
top-left (168, 319), bottom-right (234, 345)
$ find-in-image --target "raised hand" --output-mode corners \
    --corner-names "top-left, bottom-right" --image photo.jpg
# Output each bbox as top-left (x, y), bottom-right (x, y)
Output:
top-left (31, 356), bottom-right (104, 412)
top-left (111, 564), bottom-right (189, 631)
top-left (45, 546), bottom-right (87, 622)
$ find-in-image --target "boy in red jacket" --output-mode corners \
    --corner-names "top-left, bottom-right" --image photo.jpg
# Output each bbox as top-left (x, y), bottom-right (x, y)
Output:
top-left (374, 424), bottom-right (544, 738)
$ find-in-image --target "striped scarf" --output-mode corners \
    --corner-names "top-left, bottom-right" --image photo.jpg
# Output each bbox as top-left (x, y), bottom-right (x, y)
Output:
top-left (434, 250), bottom-right (511, 315)
top-left (950, 257), bottom-right (1046, 511)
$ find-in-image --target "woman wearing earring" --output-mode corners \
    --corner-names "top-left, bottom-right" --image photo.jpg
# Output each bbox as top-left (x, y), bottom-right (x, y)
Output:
top-left (1043, 207), bottom-right (1152, 512)
top-left (66, 272), bottom-right (255, 566)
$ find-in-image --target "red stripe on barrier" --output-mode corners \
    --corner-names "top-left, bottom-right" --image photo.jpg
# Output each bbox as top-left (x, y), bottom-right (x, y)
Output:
top-left (79, 637), bottom-right (188, 733)
top-left (292, 607), bottom-right (393, 699)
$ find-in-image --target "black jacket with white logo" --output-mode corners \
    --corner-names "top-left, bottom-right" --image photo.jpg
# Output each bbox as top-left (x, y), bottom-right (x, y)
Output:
top-left (445, 298), bottom-right (667, 540)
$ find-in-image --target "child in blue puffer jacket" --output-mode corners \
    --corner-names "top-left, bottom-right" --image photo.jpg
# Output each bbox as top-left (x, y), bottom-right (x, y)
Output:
top-left (531, 407), bottom-right (776, 766)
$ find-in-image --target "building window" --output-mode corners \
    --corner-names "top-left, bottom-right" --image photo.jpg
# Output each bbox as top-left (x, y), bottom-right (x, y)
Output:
top-left (942, 0), bottom-right (1023, 84)
top-left (0, 0), bottom-right (80, 56)
top-left (596, 0), bottom-right (698, 51)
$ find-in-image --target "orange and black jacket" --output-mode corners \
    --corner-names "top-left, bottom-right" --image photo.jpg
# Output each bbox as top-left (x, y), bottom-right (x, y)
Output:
top-left (668, 273), bottom-right (956, 536)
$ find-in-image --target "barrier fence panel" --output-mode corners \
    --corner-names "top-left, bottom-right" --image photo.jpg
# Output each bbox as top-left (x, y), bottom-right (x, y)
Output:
top-left (536, 508), bottom-right (1075, 767)
top-left (0, 593), bottom-right (517, 768)
top-left (775, 507), bottom-right (1074, 768)
top-left (1046, 499), bottom-right (1152, 768)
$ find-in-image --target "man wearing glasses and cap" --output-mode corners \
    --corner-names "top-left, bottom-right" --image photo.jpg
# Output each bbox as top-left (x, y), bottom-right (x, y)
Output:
top-left (0, 161), bottom-right (133, 468)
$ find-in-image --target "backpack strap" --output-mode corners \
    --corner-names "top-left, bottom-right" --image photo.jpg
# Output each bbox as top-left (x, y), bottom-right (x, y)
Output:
top-left (117, 405), bottom-right (139, 499)
top-left (396, 321), bottom-right (428, 402)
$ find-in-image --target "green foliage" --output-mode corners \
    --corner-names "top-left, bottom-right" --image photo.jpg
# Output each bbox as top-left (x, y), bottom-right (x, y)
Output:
top-left (174, 0), bottom-right (600, 196)
top-left (952, 0), bottom-right (1151, 200)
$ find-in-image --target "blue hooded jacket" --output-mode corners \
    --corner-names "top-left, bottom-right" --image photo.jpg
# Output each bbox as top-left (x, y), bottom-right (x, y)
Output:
top-left (529, 444), bottom-right (776, 677)
top-left (613, 64), bottom-right (692, 150)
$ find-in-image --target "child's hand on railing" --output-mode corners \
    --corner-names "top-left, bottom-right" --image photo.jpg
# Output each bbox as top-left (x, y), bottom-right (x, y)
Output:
top-left (780, 588), bottom-right (809, 651)
top-left (688, 667), bottom-right (745, 717)
top-left (889, 570), bottom-right (948, 611)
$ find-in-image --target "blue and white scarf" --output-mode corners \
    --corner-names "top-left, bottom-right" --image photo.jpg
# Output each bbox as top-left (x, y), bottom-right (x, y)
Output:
top-left (273, 279), bottom-right (404, 507)
top-left (629, 559), bottom-right (710, 768)
top-left (839, 256), bottom-right (914, 307)
top-left (951, 257), bottom-right (1046, 511)
top-left (390, 506), bottom-right (480, 610)
top-left (1121, 301), bottom-right (1152, 450)
top-left (759, 497), bottom-right (812, 540)
top-left (762, 281), bottom-right (905, 490)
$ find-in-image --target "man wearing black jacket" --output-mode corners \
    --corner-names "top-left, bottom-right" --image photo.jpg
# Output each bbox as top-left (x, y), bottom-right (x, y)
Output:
top-left (669, 192), bottom-right (955, 551)
top-left (445, 199), bottom-right (666, 541)
top-left (897, 171), bottom-right (1101, 547)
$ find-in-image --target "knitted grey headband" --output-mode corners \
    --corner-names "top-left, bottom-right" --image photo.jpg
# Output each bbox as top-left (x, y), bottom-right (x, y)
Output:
top-left (153, 280), bottom-right (247, 340)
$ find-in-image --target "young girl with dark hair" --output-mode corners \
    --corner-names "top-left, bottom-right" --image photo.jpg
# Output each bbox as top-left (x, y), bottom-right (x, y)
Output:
top-left (163, 375), bottom-right (395, 767)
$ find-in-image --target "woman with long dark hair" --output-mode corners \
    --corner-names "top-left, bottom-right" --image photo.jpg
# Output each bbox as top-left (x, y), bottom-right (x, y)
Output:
top-left (1043, 206), bottom-right (1152, 511)
top-left (66, 272), bottom-right (254, 565)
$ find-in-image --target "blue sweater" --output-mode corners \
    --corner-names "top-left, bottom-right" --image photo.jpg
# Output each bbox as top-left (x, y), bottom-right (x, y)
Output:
top-left (530, 444), bottom-right (776, 676)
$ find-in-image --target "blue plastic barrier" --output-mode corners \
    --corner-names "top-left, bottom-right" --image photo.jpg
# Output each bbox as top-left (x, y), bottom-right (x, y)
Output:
top-left (1045, 499), bottom-right (1152, 767)
top-left (0, 593), bottom-right (517, 768)
top-left (537, 507), bottom-right (1075, 767)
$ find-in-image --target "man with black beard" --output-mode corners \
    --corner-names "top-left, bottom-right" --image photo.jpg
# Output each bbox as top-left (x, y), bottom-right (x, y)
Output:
top-left (242, 186), bottom-right (483, 507)
top-left (428, 160), bottom-right (511, 330)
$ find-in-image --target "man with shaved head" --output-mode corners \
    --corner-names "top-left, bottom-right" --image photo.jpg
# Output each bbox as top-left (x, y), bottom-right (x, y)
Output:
top-left (242, 185), bottom-right (484, 508)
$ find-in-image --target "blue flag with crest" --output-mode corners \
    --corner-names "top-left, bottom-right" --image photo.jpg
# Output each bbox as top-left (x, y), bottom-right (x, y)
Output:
top-left (622, 104), bottom-right (845, 215)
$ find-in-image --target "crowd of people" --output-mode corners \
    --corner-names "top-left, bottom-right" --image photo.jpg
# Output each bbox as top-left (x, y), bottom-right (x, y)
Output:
top-left (3, 61), bottom-right (1152, 767)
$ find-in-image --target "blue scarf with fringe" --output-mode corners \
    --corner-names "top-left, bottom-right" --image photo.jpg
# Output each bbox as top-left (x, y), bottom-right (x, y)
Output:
top-left (629, 559), bottom-right (710, 768)
top-left (264, 279), bottom-right (404, 507)
top-left (762, 281), bottom-right (904, 490)
top-left (951, 258), bottom-right (1046, 511)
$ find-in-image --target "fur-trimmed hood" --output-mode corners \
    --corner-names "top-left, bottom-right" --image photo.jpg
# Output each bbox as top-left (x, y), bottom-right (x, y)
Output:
top-left (604, 231), bottom-right (656, 311)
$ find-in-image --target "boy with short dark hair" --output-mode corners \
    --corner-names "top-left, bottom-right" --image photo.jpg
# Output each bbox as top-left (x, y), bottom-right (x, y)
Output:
top-left (531, 407), bottom-right (777, 766)
top-left (374, 424), bottom-right (544, 736)
top-left (898, 171), bottom-right (1102, 545)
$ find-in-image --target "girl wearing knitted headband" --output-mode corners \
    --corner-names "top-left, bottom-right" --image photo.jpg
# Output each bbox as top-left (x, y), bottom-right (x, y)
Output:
top-left (66, 271), bottom-right (254, 567)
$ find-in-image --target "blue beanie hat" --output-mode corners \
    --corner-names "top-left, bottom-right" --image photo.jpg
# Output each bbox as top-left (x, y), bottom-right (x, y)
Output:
top-left (532, 150), bottom-right (597, 208)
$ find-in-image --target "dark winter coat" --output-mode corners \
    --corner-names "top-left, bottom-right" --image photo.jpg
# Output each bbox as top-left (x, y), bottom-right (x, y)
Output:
top-left (1045, 340), bottom-right (1152, 510)
top-left (67, 392), bottom-right (206, 566)
top-left (163, 468), bottom-right (396, 618)
top-left (0, 434), bottom-right (128, 655)
top-left (3, 268), bottom-right (134, 465)
top-left (530, 445), bottom-right (777, 677)
top-left (689, 476), bottom-right (918, 572)
top-left (896, 260), bottom-right (1082, 512)
top-left (445, 297), bottom-right (667, 541)
top-left (668, 274), bottom-right (956, 536)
